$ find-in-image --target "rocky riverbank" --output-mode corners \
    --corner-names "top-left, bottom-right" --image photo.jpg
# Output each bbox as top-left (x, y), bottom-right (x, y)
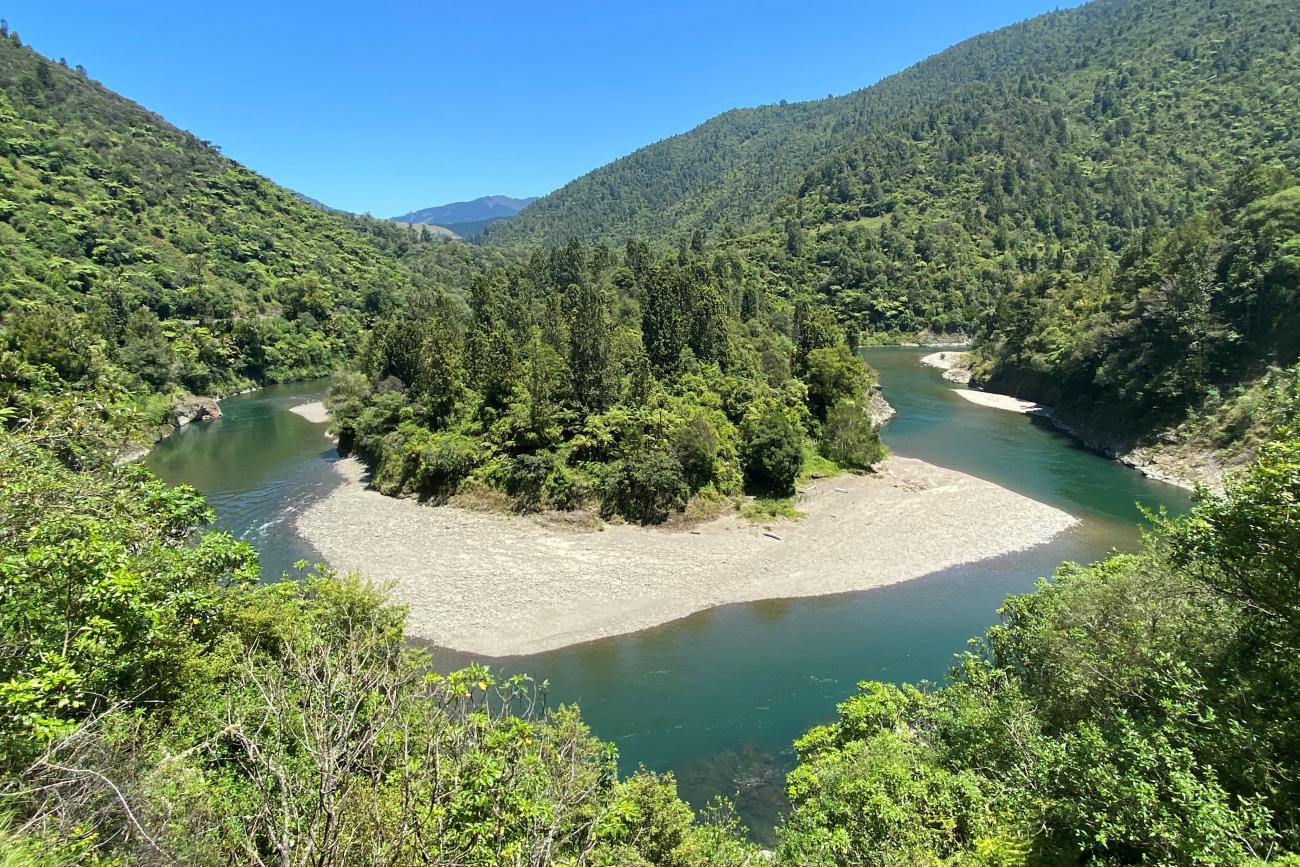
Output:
top-left (296, 455), bottom-right (1077, 657)
top-left (918, 353), bottom-right (1218, 492)
top-left (919, 350), bottom-right (973, 384)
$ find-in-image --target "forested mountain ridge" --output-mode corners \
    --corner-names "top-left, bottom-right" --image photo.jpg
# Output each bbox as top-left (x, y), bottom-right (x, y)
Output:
top-left (484, 0), bottom-right (1133, 249)
top-left (392, 194), bottom-right (536, 226)
top-left (763, 0), bottom-right (1298, 331)
top-left (486, 0), bottom-right (1300, 468)
top-left (0, 31), bottom-right (505, 417)
top-left (487, 0), bottom-right (1295, 252)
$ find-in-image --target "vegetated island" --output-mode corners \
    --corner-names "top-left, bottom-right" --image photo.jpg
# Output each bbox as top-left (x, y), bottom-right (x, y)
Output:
top-left (296, 453), bottom-right (1076, 657)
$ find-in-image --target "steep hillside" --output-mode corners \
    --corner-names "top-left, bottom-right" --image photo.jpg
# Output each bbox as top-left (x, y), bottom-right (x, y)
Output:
top-left (488, 0), bottom-right (1295, 251)
top-left (0, 33), bottom-right (501, 407)
top-left (764, 0), bottom-right (1298, 335)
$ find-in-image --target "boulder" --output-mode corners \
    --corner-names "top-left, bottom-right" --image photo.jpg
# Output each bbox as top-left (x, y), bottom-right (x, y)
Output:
top-left (172, 397), bottom-right (222, 427)
top-left (868, 385), bottom-right (896, 426)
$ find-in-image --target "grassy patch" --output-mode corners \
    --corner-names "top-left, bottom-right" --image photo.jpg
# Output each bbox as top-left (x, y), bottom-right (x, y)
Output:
top-left (447, 479), bottom-right (517, 514)
top-left (799, 442), bottom-right (842, 484)
top-left (740, 497), bottom-right (805, 522)
top-left (681, 490), bottom-right (732, 523)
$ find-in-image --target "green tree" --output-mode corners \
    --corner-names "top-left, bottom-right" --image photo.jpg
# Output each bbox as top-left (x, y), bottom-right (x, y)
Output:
top-left (741, 404), bottom-right (803, 494)
top-left (466, 270), bottom-right (518, 410)
top-left (6, 306), bottom-right (95, 383)
top-left (117, 307), bottom-right (175, 389)
top-left (672, 413), bottom-right (720, 490)
top-left (820, 400), bottom-right (884, 469)
top-left (804, 344), bottom-right (868, 421)
top-left (643, 266), bottom-right (690, 375)
top-left (604, 449), bottom-right (689, 524)
top-left (567, 279), bottom-right (614, 411)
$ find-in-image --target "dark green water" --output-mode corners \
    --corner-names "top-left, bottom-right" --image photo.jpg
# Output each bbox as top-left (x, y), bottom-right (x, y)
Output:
top-left (145, 380), bottom-right (340, 580)
top-left (147, 349), bottom-right (1191, 839)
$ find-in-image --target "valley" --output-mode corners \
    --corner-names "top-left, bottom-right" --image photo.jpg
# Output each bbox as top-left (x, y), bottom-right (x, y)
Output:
top-left (2, 1), bottom-right (1298, 862)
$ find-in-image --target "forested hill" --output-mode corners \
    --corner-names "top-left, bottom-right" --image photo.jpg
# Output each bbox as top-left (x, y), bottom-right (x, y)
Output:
top-left (763, 0), bottom-right (1298, 332)
top-left (485, 0), bottom-right (1148, 249)
top-left (0, 31), bottom-right (504, 409)
top-left (487, 0), bottom-right (1297, 257)
top-left (487, 0), bottom-right (1299, 464)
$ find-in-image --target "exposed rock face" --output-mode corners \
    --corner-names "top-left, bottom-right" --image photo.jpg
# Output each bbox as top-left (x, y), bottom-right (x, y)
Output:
top-left (868, 386), bottom-right (896, 426)
top-left (112, 444), bottom-right (151, 466)
top-left (172, 398), bottom-right (222, 427)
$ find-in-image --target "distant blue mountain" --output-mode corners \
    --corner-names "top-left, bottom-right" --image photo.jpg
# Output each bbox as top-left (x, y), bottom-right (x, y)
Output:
top-left (390, 195), bottom-right (536, 228)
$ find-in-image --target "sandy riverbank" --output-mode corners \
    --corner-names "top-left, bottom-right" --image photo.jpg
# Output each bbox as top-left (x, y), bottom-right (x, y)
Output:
top-left (920, 350), bottom-right (967, 370)
top-left (953, 390), bottom-right (1053, 416)
top-left (920, 352), bottom-right (1048, 414)
top-left (288, 401), bottom-right (330, 423)
top-left (296, 456), bottom-right (1077, 657)
top-left (920, 350), bottom-right (974, 383)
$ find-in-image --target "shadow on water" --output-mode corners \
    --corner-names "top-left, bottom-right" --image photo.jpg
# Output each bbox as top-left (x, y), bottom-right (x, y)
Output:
top-left (147, 355), bottom-right (1193, 843)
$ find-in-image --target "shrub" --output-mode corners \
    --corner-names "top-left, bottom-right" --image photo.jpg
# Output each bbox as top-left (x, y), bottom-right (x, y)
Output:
top-left (820, 399), bottom-right (886, 469)
top-left (507, 451), bottom-right (555, 512)
top-left (324, 370), bottom-right (373, 450)
top-left (544, 463), bottom-right (598, 511)
top-left (671, 413), bottom-right (719, 490)
top-left (416, 432), bottom-right (479, 500)
top-left (741, 405), bottom-right (803, 495)
top-left (778, 729), bottom-right (994, 866)
top-left (603, 450), bottom-right (689, 524)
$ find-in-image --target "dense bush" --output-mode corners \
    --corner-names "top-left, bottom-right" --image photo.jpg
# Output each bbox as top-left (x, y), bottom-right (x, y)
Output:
top-left (603, 450), bottom-right (690, 524)
top-left (416, 431), bottom-right (481, 500)
top-left (671, 412), bottom-right (720, 489)
top-left (975, 171), bottom-right (1300, 448)
top-left (330, 240), bottom-right (876, 522)
top-left (741, 404), bottom-right (804, 495)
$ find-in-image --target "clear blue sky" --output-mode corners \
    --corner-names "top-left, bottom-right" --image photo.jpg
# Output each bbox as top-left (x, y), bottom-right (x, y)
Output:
top-left (7, 1), bottom-right (1080, 216)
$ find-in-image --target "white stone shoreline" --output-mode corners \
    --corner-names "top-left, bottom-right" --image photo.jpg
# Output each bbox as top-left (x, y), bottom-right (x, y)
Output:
top-left (951, 389), bottom-right (1053, 416)
top-left (296, 456), bottom-right (1077, 657)
top-left (288, 401), bottom-right (330, 423)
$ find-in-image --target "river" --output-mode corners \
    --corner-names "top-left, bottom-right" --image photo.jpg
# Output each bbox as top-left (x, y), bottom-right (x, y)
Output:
top-left (146, 347), bottom-right (1191, 840)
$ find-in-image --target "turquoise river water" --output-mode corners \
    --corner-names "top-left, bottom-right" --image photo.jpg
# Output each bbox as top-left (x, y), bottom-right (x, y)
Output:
top-left (146, 347), bottom-right (1191, 839)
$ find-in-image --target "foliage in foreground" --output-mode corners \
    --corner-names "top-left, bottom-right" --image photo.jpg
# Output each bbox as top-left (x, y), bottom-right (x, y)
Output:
top-left (0, 390), bottom-right (757, 865)
top-left (777, 417), bottom-right (1300, 865)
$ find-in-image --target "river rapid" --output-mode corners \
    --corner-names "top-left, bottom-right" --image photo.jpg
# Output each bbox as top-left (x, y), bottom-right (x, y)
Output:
top-left (147, 347), bottom-right (1191, 839)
